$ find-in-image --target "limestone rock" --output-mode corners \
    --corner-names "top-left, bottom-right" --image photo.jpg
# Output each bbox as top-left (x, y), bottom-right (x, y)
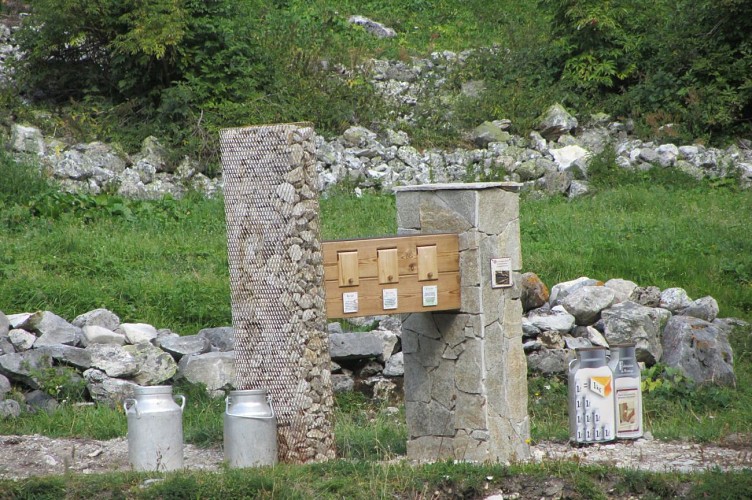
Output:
top-left (604, 279), bottom-right (638, 304)
top-left (86, 344), bottom-right (138, 378)
top-left (11, 124), bottom-right (45, 155)
top-left (81, 325), bottom-right (126, 346)
top-left (176, 351), bottom-right (235, 396)
top-left (662, 316), bottom-right (735, 386)
top-left (560, 286), bottom-right (616, 325)
top-left (564, 336), bottom-right (592, 349)
top-left (527, 306), bottom-right (575, 334)
top-left (119, 323), bottom-right (158, 345)
top-left (471, 121), bottom-right (511, 147)
top-left (8, 329), bottom-right (36, 351)
top-left (0, 374), bottom-right (11, 398)
top-left (0, 400), bottom-right (21, 419)
top-left (197, 326), bottom-right (235, 352)
top-left (520, 272), bottom-right (549, 312)
top-left (537, 104), bottom-right (578, 140)
top-left (586, 326), bottom-right (609, 348)
top-left (123, 342), bottom-right (178, 385)
top-left (601, 301), bottom-right (670, 365)
top-left (0, 350), bottom-right (53, 389)
top-left (36, 345), bottom-right (92, 370)
top-left (158, 334), bottom-right (211, 359)
top-left (680, 296), bottom-right (719, 322)
top-left (83, 368), bottom-right (139, 406)
top-left (383, 352), bottom-right (405, 377)
top-left (539, 330), bottom-right (565, 349)
top-left (72, 309), bottom-right (121, 331)
top-left (550, 145), bottom-right (590, 171)
top-left (347, 15), bottom-right (396, 38)
top-left (329, 332), bottom-right (387, 361)
top-left (660, 287), bottom-right (693, 313)
top-left (549, 277), bottom-right (599, 306)
top-left (630, 286), bottom-right (661, 307)
top-left (527, 349), bottom-right (574, 375)
top-left (0, 311), bottom-right (8, 337)
top-left (22, 311), bottom-right (82, 347)
top-left (331, 373), bottom-right (355, 393)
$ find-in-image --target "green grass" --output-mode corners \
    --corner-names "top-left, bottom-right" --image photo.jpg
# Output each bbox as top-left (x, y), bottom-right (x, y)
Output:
top-left (2, 161), bottom-right (752, 445)
top-left (2, 460), bottom-right (751, 499)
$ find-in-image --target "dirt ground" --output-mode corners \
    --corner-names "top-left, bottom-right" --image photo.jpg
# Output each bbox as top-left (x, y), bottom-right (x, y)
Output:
top-left (1, 433), bottom-right (750, 482)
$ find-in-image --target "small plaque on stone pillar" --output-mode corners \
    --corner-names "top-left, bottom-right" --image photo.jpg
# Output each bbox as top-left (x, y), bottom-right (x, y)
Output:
top-left (491, 257), bottom-right (513, 288)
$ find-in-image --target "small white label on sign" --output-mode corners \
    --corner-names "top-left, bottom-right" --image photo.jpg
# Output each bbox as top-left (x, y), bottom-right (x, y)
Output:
top-left (422, 285), bottom-right (438, 307)
top-left (382, 288), bottom-right (398, 310)
top-left (490, 257), bottom-right (513, 288)
top-left (343, 292), bottom-right (359, 314)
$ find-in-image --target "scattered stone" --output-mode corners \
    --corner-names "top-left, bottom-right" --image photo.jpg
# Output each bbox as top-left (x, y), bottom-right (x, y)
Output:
top-left (197, 327), bottom-right (234, 352)
top-left (329, 332), bottom-right (387, 361)
top-left (331, 373), bottom-right (355, 393)
top-left (383, 352), bottom-right (404, 377)
top-left (158, 334), bottom-right (211, 359)
top-left (0, 399), bottom-right (21, 419)
top-left (527, 306), bottom-right (575, 334)
top-left (527, 349), bottom-right (573, 375)
top-left (605, 279), bottom-right (638, 304)
top-left (72, 309), bottom-right (121, 331)
top-left (118, 323), bottom-right (158, 345)
top-left (86, 344), bottom-right (138, 378)
top-left (601, 301), bottom-right (670, 365)
top-left (560, 286), bottom-right (616, 325)
top-left (520, 272), bottom-right (549, 312)
top-left (22, 311), bottom-right (82, 347)
top-left (680, 296), bottom-right (719, 322)
top-left (176, 352), bottom-right (235, 396)
top-left (629, 286), bottom-right (662, 307)
top-left (537, 104), bottom-right (578, 140)
top-left (123, 342), bottom-right (178, 385)
top-left (660, 287), bottom-right (693, 313)
top-left (8, 329), bottom-right (36, 351)
top-left (83, 368), bottom-right (139, 406)
top-left (347, 15), bottom-right (396, 38)
top-left (81, 325), bottom-right (126, 346)
top-left (662, 316), bottom-right (735, 386)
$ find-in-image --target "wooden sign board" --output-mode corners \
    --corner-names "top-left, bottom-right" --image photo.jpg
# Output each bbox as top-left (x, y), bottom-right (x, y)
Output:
top-left (322, 234), bottom-right (460, 318)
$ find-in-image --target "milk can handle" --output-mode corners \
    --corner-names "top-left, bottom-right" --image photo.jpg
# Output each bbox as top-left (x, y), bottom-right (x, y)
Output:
top-left (225, 395), bottom-right (276, 419)
top-left (175, 395), bottom-right (186, 411)
top-left (568, 359), bottom-right (577, 370)
top-left (124, 398), bottom-right (140, 418)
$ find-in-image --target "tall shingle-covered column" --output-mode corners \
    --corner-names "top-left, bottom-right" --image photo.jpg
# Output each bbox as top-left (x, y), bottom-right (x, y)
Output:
top-left (395, 182), bottom-right (530, 462)
top-left (219, 123), bottom-right (335, 463)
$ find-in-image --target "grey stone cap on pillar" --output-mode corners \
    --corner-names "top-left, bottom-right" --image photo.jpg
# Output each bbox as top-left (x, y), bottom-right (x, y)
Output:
top-left (394, 182), bottom-right (522, 193)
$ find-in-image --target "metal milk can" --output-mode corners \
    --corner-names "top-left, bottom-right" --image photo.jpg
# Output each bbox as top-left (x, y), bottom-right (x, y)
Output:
top-left (224, 389), bottom-right (278, 468)
top-left (568, 347), bottom-right (615, 444)
top-left (124, 385), bottom-right (186, 471)
top-left (608, 343), bottom-right (644, 439)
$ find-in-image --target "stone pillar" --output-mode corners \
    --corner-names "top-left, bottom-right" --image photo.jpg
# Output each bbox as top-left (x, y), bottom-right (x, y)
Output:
top-left (219, 123), bottom-right (335, 463)
top-left (395, 182), bottom-right (530, 463)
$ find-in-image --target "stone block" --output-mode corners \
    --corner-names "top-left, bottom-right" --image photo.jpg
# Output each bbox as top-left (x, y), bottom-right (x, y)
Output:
top-left (407, 436), bottom-right (454, 461)
top-left (455, 338), bottom-right (482, 394)
top-left (406, 400), bottom-right (454, 437)
top-left (418, 195), bottom-right (474, 233)
top-left (455, 392), bottom-right (486, 430)
top-left (477, 188), bottom-right (518, 235)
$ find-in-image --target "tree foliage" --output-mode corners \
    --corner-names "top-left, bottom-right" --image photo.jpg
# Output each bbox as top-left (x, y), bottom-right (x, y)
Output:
top-left (15, 0), bottom-right (267, 103)
top-left (542, 0), bottom-right (752, 142)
